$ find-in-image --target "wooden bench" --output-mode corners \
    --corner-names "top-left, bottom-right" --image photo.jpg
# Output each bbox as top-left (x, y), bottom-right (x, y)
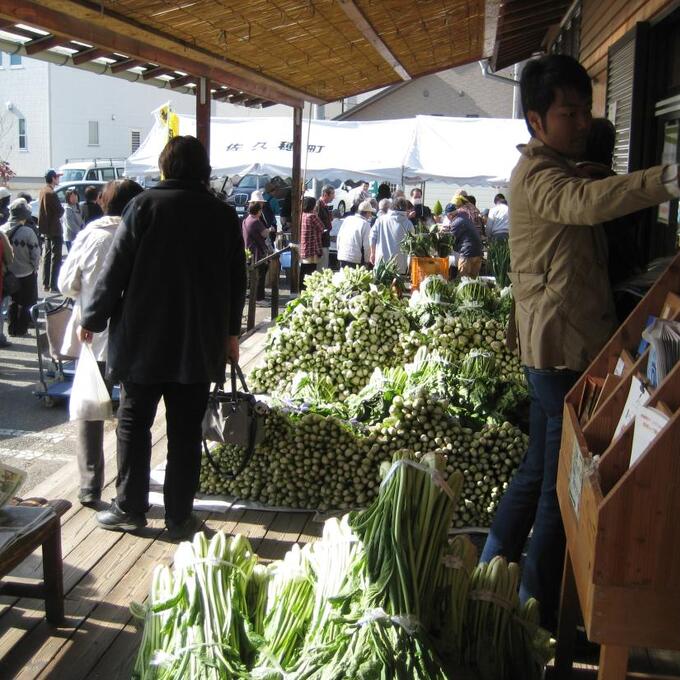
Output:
top-left (0, 498), bottom-right (71, 624)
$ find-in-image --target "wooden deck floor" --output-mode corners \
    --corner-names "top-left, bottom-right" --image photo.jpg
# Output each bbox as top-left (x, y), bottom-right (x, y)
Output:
top-left (1, 302), bottom-right (678, 679)
top-left (0, 316), bottom-right (324, 679)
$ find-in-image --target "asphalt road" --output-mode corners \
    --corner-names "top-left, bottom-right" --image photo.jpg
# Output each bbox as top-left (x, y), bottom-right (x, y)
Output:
top-left (0, 279), bottom-right (116, 496)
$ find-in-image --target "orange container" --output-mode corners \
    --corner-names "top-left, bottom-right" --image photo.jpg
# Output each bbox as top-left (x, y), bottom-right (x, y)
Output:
top-left (411, 256), bottom-right (449, 291)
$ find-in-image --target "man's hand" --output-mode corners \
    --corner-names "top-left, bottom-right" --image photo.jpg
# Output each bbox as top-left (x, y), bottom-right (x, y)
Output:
top-left (226, 335), bottom-right (240, 364)
top-left (78, 325), bottom-right (94, 343)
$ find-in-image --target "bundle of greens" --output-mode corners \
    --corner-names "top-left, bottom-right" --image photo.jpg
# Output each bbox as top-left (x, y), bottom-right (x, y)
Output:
top-left (401, 222), bottom-right (454, 258)
top-left (136, 451), bottom-right (556, 680)
top-left (486, 238), bottom-right (511, 288)
top-left (131, 532), bottom-right (260, 679)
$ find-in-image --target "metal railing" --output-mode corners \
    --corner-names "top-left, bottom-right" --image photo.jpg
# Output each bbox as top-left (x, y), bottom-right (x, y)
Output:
top-left (245, 245), bottom-right (292, 331)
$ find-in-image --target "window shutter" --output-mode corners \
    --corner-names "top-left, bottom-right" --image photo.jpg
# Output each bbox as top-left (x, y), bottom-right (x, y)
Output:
top-left (130, 129), bottom-right (141, 153)
top-left (606, 24), bottom-right (649, 173)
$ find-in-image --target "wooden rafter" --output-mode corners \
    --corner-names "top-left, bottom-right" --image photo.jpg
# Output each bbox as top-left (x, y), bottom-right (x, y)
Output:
top-left (71, 45), bottom-right (108, 64)
top-left (168, 74), bottom-right (196, 89)
top-left (142, 66), bottom-right (172, 80)
top-left (23, 33), bottom-right (64, 55)
top-left (335, 0), bottom-right (410, 81)
top-left (110, 57), bottom-right (144, 73)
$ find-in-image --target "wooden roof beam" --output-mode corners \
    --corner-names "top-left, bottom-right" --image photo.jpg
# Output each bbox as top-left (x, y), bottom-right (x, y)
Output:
top-left (23, 33), bottom-right (64, 55)
top-left (110, 57), bottom-right (144, 74)
top-left (226, 93), bottom-right (250, 105)
top-left (212, 88), bottom-right (240, 101)
top-left (169, 74), bottom-right (195, 89)
top-left (142, 65), bottom-right (172, 80)
top-left (335, 0), bottom-right (411, 81)
top-left (72, 46), bottom-right (109, 65)
top-left (0, 0), bottom-right (316, 107)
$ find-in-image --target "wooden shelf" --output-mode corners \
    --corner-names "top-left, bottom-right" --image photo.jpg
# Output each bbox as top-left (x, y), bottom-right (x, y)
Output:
top-left (553, 252), bottom-right (680, 680)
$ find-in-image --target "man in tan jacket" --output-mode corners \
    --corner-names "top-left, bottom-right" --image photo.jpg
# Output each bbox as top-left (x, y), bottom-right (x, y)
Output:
top-left (480, 54), bottom-right (680, 631)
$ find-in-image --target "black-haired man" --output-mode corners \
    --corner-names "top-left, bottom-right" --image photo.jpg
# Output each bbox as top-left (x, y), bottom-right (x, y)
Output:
top-left (80, 136), bottom-right (247, 540)
top-left (480, 54), bottom-right (680, 631)
top-left (38, 168), bottom-right (64, 291)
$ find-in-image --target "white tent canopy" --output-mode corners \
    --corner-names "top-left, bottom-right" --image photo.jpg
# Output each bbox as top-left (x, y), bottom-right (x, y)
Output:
top-left (125, 113), bottom-right (529, 186)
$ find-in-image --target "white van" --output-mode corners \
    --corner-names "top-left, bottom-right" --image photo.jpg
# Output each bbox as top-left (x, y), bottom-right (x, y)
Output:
top-left (59, 158), bottom-right (126, 183)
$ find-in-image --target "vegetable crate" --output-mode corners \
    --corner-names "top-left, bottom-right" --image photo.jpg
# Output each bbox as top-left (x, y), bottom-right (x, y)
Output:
top-left (553, 252), bottom-right (680, 680)
top-left (411, 256), bottom-right (449, 291)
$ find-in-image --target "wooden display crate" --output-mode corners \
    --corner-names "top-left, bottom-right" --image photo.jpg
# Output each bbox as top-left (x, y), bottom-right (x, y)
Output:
top-left (554, 253), bottom-right (680, 679)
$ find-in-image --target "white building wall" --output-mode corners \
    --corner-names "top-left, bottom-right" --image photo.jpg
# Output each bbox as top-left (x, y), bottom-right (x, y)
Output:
top-left (0, 54), bottom-right (51, 179)
top-left (48, 63), bottom-right (291, 172)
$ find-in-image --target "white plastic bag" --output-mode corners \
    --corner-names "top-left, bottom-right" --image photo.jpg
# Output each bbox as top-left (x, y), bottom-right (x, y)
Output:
top-left (69, 343), bottom-right (113, 421)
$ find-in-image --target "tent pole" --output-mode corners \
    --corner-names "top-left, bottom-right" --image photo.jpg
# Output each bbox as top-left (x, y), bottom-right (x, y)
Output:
top-left (195, 76), bottom-right (210, 152)
top-left (290, 106), bottom-right (303, 294)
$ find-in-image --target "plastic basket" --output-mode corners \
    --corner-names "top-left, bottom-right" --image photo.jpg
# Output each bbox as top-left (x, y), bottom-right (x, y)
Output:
top-left (410, 256), bottom-right (449, 290)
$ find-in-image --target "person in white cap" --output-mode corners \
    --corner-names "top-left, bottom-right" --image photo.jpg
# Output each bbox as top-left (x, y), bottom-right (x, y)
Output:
top-left (336, 200), bottom-right (374, 269)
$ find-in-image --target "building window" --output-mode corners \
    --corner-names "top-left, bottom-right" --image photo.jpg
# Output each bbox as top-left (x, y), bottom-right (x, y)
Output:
top-left (18, 118), bottom-right (27, 150)
top-left (88, 120), bottom-right (99, 146)
top-left (9, 53), bottom-right (22, 67)
top-left (130, 129), bottom-right (141, 153)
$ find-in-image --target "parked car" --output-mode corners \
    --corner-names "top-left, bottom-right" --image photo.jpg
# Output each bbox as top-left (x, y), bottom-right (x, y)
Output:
top-left (59, 158), bottom-right (125, 183)
top-left (30, 180), bottom-right (107, 218)
top-left (213, 174), bottom-right (271, 220)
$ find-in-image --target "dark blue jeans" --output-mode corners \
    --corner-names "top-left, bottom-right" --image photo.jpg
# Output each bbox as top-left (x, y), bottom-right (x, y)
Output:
top-left (480, 366), bottom-right (579, 630)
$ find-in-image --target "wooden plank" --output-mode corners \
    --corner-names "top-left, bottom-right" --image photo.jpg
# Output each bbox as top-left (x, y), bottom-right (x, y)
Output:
top-left (256, 511), bottom-right (313, 563)
top-left (0, 511), bottom-right (168, 678)
top-left (230, 509), bottom-right (277, 553)
top-left (597, 644), bottom-right (629, 680)
top-left (33, 514), bottom-right (210, 680)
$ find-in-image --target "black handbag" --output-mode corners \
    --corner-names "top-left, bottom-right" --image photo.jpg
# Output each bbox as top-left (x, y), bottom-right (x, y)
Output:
top-left (201, 363), bottom-right (264, 480)
top-left (3, 270), bottom-right (20, 297)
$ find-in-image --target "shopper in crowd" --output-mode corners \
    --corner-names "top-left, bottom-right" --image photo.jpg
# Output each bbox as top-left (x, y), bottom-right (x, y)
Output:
top-left (452, 190), bottom-right (484, 237)
top-left (337, 200), bottom-right (373, 269)
top-left (16, 192), bottom-right (39, 236)
top-left (79, 135), bottom-right (246, 540)
top-left (377, 198), bottom-right (391, 216)
top-left (579, 117), bottom-right (644, 293)
top-left (443, 203), bottom-right (483, 277)
top-left (376, 182), bottom-right (392, 202)
top-left (391, 188), bottom-right (405, 200)
top-left (300, 196), bottom-right (324, 289)
top-left (242, 198), bottom-right (270, 301)
top-left (38, 168), bottom-right (65, 292)
top-left (486, 193), bottom-right (510, 241)
top-left (369, 196), bottom-right (413, 274)
top-left (58, 179), bottom-right (144, 507)
top-left (0, 222), bottom-right (13, 348)
top-left (314, 184), bottom-right (334, 270)
top-left (0, 187), bottom-right (10, 225)
top-left (278, 182), bottom-right (293, 233)
top-left (80, 185), bottom-right (104, 226)
top-left (408, 187), bottom-right (432, 226)
top-left (480, 54), bottom-right (680, 632)
top-left (63, 188), bottom-right (84, 251)
top-left (4, 198), bottom-right (40, 336)
top-left (347, 179), bottom-right (369, 209)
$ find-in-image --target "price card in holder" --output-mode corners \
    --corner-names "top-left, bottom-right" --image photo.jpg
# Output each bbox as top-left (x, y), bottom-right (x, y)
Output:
top-left (568, 440), bottom-right (585, 519)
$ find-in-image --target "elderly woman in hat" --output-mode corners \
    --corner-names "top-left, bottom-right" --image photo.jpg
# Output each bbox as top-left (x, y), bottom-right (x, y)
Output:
top-left (243, 190), bottom-right (271, 301)
top-left (452, 190), bottom-right (484, 237)
top-left (3, 198), bottom-right (40, 336)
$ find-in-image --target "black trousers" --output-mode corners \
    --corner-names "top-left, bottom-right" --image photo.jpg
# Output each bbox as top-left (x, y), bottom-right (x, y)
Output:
top-left (42, 236), bottom-right (63, 291)
top-left (8, 272), bottom-right (37, 335)
top-left (115, 381), bottom-right (210, 523)
top-left (300, 262), bottom-right (317, 289)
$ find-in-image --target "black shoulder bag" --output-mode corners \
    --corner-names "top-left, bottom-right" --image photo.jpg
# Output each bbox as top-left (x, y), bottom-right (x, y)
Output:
top-left (201, 363), bottom-right (265, 480)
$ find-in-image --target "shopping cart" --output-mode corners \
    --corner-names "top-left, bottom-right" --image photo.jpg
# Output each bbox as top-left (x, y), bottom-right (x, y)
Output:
top-left (30, 296), bottom-right (76, 407)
